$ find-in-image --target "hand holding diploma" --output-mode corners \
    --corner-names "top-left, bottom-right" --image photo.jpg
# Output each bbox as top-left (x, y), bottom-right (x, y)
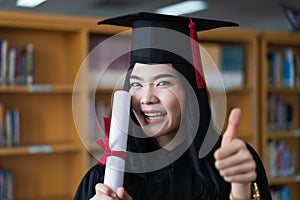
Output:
top-left (90, 183), bottom-right (132, 200)
top-left (214, 108), bottom-right (257, 199)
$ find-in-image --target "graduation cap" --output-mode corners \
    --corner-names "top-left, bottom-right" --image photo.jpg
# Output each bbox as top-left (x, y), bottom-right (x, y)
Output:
top-left (98, 12), bottom-right (238, 88)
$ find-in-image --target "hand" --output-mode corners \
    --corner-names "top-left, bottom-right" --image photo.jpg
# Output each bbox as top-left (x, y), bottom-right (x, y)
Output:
top-left (90, 183), bottom-right (132, 200)
top-left (214, 108), bottom-right (256, 199)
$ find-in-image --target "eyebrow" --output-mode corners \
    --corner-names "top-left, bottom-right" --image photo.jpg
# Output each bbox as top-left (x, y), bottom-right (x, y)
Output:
top-left (130, 73), bottom-right (176, 81)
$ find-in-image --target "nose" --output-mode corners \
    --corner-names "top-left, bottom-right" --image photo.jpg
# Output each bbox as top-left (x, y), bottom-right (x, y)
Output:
top-left (140, 84), bottom-right (159, 105)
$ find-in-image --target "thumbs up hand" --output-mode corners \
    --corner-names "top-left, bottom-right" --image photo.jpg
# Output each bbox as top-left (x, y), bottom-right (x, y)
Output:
top-left (214, 108), bottom-right (257, 199)
top-left (221, 108), bottom-right (241, 146)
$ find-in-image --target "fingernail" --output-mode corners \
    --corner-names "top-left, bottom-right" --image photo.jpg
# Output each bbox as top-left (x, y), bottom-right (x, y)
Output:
top-left (111, 193), bottom-right (117, 198)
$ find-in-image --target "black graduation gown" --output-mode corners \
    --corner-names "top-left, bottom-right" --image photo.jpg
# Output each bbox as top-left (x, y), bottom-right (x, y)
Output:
top-left (74, 136), bottom-right (272, 200)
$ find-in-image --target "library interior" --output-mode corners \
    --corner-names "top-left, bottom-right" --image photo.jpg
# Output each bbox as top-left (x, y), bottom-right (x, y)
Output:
top-left (0, 0), bottom-right (300, 199)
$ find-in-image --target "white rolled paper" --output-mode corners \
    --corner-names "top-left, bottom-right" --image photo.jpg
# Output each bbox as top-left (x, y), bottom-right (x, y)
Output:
top-left (104, 156), bottom-right (125, 192)
top-left (103, 90), bottom-right (131, 192)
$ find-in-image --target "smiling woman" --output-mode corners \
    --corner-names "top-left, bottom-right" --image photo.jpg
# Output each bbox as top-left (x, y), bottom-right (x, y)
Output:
top-left (129, 63), bottom-right (184, 148)
top-left (74, 12), bottom-right (271, 200)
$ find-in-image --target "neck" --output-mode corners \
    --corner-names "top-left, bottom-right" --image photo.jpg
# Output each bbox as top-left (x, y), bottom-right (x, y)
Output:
top-left (155, 130), bottom-right (185, 151)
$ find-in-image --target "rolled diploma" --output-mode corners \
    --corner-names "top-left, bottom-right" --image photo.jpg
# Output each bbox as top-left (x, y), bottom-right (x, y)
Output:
top-left (103, 90), bottom-right (131, 192)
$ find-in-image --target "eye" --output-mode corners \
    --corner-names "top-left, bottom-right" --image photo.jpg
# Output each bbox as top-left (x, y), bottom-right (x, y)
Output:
top-left (130, 82), bottom-right (142, 88)
top-left (156, 81), bottom-right (171, 87)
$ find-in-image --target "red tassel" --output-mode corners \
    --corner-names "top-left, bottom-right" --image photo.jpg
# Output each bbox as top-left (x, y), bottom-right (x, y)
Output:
top-left (103, 115), bottom-right (110, 138)
top-left (188, 17), bottom-right (206, 88)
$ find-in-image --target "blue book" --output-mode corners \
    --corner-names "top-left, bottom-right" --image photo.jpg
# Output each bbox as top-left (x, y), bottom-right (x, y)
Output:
top-left (220, 44), bottom-right (244, 88)
top-left (281, 48), bottom-right (294, 87)
top-left (282, 185), bottom-right (290, 200)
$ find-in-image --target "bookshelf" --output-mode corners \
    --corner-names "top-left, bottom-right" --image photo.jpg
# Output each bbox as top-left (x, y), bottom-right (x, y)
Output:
top-left (0, 11), bottom-right (89, 200)
top-left (198, 28), bottom-right (260, 151)
top-left (3, 10), bottom-right (299, 199)
top-left (260, 31), bottom-right (300, 199)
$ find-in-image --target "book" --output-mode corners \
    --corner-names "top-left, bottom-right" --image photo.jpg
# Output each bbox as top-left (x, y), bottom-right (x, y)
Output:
top-left (8, 49), bottom-right (16, 86)
top-left (0, 103), bottom-right (4, 147)
top-left (2, 107), bottom-right (20, 147)
top-left (0, 169), bottom-right (14, 200)
top-left (201, 43), bottom-right (245, 91)
top-left (268, 48), bottom-right (296, 88)
top-left (267, 140), bottom-right (295, 178)
top-left (14, 49), bottom-right (22, 85)
top-left (0, 40), bottom-right (34, 86)
top-left (271, 185), bottom-right (290, 200)
top-left (25, 43), bottom-right (34, 85)
top-left (281, 48), bottom-right (295, 87)
top-left (296, 50), bottom-right (300, 87)
top-left (267, 94), bottom-right (293, 130)
top-left (219, 44), bottom-right (245, 89)
top-left (1, 40), bottom-right (8, 86)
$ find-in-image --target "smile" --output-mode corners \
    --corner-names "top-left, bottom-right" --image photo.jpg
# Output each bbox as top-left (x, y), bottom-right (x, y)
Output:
top-left (143, 111), bottom-right (167, 122)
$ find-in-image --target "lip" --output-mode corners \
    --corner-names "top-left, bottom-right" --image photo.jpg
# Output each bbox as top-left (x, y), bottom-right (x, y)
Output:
top-left (142, 110), bottom-right (167, 124)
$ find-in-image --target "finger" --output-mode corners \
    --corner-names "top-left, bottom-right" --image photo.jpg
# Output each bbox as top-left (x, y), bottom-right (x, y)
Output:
top-left (223, 170), bottom-right (257, 183)
top-left (90, 194), bottom-right (115, 200)
top-left (117, 187), bottom-right (132, 200)
top-left (218, 160), bottom-right (256, 177)
top-left (222, 108), bottom-right (241, 147)
top-left (215, 139), bottom-right (247, 160)
top-left (95, 183), bottom-right (117, 198)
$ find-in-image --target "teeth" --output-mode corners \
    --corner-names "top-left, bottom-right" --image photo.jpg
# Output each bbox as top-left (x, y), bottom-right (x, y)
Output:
top-left (144, 112), bottom-right (166, 118)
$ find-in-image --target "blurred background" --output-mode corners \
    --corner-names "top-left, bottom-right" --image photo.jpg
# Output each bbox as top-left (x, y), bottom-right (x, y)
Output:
top-left (1, 1), bottom-right (300, 200)
top-left (0, 0), bottom-right (299, 30)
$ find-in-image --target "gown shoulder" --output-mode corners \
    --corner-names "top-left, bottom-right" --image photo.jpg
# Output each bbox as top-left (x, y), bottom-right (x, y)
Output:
top-left (74, 164), bottom-right (105, 200)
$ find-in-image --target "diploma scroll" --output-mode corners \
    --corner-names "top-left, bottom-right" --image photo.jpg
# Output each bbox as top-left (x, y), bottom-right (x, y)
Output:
top-left (103, 90), bottom-right (131, 192)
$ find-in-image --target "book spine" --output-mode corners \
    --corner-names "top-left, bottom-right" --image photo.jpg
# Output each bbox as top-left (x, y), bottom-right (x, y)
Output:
top-left (0, 39), bottom-right (34, 86)
top-left (267, 140), bottom-right (295, 178)
top-left (0, 105), bottom-right (20, 147)
top-left (0, 169), bottom-right (14, 200)
top-left (25, 43), bottom-right (34, 85)
top-left (1, 40), bottom-right (8, 86)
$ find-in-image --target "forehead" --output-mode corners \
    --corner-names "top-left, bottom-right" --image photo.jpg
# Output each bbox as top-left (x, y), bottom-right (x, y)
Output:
top-left (130, 63), bottom-right (178, 77)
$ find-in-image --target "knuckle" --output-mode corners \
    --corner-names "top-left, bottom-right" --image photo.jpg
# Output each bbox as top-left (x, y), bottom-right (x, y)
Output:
top-left (250, 161), bottom-right (256, 170)
top-left (251, 172), bottom-right (257, 180)
top-left (222, 169), bottom-right (232, 177)
top-left (215, 160), bottom-right (221, 169)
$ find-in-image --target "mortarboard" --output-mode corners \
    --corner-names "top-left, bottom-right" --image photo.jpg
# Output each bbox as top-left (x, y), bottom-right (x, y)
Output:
top-left (98, 12), bottom-right (238, 88)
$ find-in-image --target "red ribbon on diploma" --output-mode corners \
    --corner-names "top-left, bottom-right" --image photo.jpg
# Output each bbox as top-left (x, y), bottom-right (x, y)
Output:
top-left (97, 115), bottom-right (126, 166)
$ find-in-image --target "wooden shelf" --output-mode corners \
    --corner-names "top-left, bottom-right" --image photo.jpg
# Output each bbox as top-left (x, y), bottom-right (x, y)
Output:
top-left (269, 174), bottom-right (300, 185)
top-left (0, 143), bottom-right (81, 156)
top-left (0, 11), bottom-right (88, 199)
top-left (209, 86), bottom-right (254, 94)
top-left (267, 86), bottom-right (300, 94)
top-left (267, 130), bottom-right (300, 140)
top-left (0, 85), bottom-right (74, 93)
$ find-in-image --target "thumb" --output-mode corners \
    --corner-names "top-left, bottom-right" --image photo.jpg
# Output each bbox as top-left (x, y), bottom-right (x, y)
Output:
top-left (117, 187), bottom-right (132, 200)
top-left (221, 108), bottom-right (241, 147)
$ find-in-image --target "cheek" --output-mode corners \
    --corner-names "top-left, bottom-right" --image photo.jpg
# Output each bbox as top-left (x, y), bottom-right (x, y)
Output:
top-left (163, 89), bottom-right (184, 110)
top-left (163, 94), bottom-right (181, 115)
top-left (130, 95), bottom-right (140, 112)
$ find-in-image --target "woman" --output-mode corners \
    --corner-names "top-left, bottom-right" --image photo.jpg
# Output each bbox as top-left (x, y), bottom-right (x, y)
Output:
top-left (74, 12), bottom-right (271, 200)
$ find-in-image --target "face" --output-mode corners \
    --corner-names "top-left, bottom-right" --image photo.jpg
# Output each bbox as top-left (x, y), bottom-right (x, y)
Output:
top-left (129, 63), bottom-right (185, 147)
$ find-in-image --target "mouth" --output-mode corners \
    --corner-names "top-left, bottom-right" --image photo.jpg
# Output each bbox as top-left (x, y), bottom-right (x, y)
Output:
top-left (142, 111), bottom-right (167, 123)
